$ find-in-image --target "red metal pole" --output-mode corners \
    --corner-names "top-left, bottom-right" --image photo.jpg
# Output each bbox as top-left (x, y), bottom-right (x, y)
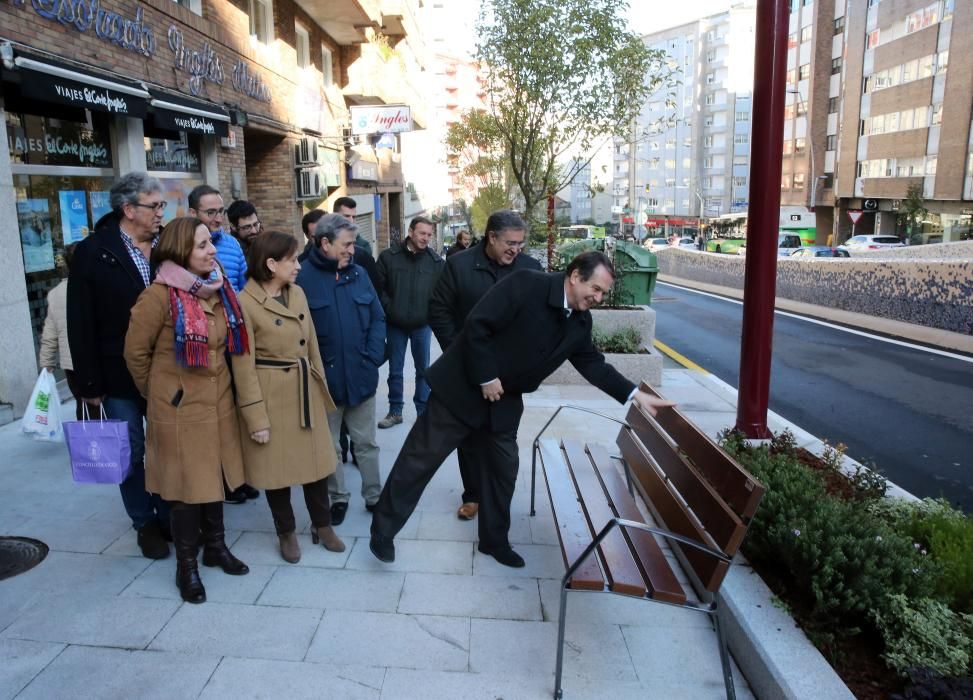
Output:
top-left (735, 0), bottom-right (790, 438)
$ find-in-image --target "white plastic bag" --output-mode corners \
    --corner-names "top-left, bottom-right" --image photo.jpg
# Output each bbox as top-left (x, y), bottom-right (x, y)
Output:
top-left (21, 368), bottom-right (63, 442)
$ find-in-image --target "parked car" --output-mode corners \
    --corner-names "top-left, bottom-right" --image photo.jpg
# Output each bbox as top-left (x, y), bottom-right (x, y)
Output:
top-left (675, 236), bottom-right (697, 249)
top-left (788, 246), bottom-right (851, 259)
top-left (738, 233), bottom-right (804, 258)
top-left (644, 237), bottom-right (669, 252)
top-left (837, 235), bottom-right (906, 252)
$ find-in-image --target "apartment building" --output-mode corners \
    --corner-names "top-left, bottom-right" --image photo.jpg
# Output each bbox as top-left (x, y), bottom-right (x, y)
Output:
top-left (0, 0), bottom-right (429, 415)
top-left (798, 0), bottom-right (967, 243)
top-left (614, 2), bottom-right (756, 236)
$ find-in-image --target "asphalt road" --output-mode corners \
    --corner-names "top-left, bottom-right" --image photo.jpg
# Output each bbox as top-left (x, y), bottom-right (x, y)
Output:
top-left (652, 281), bottom-right (973, 513)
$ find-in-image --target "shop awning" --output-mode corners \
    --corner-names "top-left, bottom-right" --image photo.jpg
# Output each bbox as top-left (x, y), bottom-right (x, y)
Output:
top-left (10, 51), bottom-right (149, 118)
top-left (149, 89), bottom-right (230, 137)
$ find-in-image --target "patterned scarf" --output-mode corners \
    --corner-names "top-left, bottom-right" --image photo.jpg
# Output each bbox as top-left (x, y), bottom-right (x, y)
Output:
top-left (153, 260), bottom-right (249, 367)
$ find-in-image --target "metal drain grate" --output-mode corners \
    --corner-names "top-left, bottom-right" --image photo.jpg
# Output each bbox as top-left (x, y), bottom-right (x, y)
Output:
top-left (0, 537), bottom-right (49, 581)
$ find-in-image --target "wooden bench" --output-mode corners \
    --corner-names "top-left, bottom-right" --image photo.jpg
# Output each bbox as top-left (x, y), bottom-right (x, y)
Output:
top-left (529, 382), bottom-right (765, 700)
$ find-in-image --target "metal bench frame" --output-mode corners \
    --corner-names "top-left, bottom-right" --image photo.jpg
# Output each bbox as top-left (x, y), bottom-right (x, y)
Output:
top-left (529, 404), bottom-right (738, 700)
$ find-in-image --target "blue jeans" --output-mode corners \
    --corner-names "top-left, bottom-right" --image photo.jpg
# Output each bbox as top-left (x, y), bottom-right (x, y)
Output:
top-left (102, 396), bottom-right (170, 529)
top-left (386, 324), bottom-right (431, 416)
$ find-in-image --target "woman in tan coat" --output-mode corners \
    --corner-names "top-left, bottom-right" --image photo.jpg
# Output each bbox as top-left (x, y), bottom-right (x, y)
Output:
top-left (232, 231), bottom-right (344, 562)
top-left (124, 217), bottom-right (250, 604)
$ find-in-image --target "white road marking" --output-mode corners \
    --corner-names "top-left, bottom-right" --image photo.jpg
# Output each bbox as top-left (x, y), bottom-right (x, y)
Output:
top-left (656, 281), bottom-right (973, 364)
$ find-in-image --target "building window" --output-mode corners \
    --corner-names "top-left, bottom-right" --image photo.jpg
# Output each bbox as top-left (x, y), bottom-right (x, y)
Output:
top-left (795, 137), bottom-right (806, 153)
top-left (800, 26), bottom-right (812, 42)
top-left (787, 69), bottom-right (797, 84)
top-left (799, 63), bottom-right (810, 80)
top-left (706, 73), bottom-right (716, 85)
top-left (788, 32), bottom-right (798, 49)
top-left (733, 176), bottom-right (747, 187)
top-left (665, 138), bottom-right (676, 149)
top-left (707, 49), bottom-right (717, 63)
top-left (829, 97), bottom-right (840, 113)
top-left (734, 134), bottom-right (749, 144)
top-left (735, 111), bottom-right (750, 122)
top-left (705, 94), bottom-right (716, 106)
top-left (831, 57), bottom-right (842, 75)
top-left (796, 99), bottom-right (807, 115)
top-left (866, 30), bottom-right (880, 49)
top-left (704, 136), bottom-right (714, 147)
top-left (173, 0), bottom-right (202, 14)
top-left (704, 157), bottom-right (714, 168)
top-left (295, 23), bottom-right (310, 69)
top-left (826, 134), bottom-right (837, 150)
top-left (321, 43), bottom-right (334, 87)
top-left (834, 16), bottom-right (845, 34)
top-left (793, 172), bottom-right (806, 189)
top-left (249, 0), bottom-right (273, 44)
top-left (783, 140), bottom-right (794, 155)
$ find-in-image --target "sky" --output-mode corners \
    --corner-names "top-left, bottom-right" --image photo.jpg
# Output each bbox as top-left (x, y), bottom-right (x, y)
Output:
top-left (627, 0), bottom-right (738, 35)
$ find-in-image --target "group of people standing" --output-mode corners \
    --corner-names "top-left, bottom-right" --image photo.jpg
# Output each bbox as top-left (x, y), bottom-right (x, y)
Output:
top-left (50, 169), bottom-right (670, 602)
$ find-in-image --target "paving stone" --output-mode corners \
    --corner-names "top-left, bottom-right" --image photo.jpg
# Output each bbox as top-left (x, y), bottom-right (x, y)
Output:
top-left (10, 517), bottom-right (131, 554)
top-left (415, 511), bottom-right (477, 542)
top-left (472, 543), bottom-right (564, 580)
top-left (306, 610), bottom-right (469, 671)
top-left (537, 578), bottom-right (708, 627)
top-left (398, 572), bottom-right (542, 621)
top-left (200, 657), bottom-right (384, 699)
top-left (381, 668), bottom-right (555, 699)
top-left (1, 594), bottom-right (179, 649)
top-left (258, 567), bottom-right (404, 612)
top-left (345, 537), bottom-right (473, 576)
top-left (623, 624), bottom-right (747, 688)
top-left (219, 498), bottom-right (288, 533)
top-left (469, 618), bottom-right (636, 682)
top-left (528, 514), bottom-right (561, 546)
top-left (228, 531), bottom-right (351, 568)
top-left (16, 646), bottom-right (219, 700)
top-left (0, 551), bottom-right (150, 598)
top-left (121, 561), bottom-right (277, 605)
top-left (0, 639), bottom-right (64, 700)
top-left (150, 601), bottom-right (321, 661)
top-left (330, 505), bottom-right (419, 540)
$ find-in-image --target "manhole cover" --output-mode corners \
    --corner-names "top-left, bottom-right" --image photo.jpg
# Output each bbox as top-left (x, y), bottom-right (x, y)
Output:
top-left (0, 537), bottom-right (49, 581)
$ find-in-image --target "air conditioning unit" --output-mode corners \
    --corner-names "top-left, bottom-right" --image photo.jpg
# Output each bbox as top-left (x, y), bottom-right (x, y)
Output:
top-left (296, 168), bottom-right (322, 199)
top-left (295, 136), bottom-right (318, 166)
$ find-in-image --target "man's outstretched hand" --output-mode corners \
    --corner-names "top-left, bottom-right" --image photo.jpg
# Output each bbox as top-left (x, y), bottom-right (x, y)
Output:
top-left (631, 390), bottom-right (676, 416)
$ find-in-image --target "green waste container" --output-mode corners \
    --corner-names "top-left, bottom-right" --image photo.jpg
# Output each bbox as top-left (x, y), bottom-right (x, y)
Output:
top-left (611, 239), bottom-right (657, 306)
top-left (552, 238), bottom-right (658, 306)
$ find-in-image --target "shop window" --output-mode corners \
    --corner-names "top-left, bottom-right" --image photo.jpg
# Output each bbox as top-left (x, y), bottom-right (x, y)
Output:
top-left (7, 109), bottom-right (113, 168)
top-left (249, 0), bottom-right (274, 45)
top-left (143, 127), bottom-right (204, 223)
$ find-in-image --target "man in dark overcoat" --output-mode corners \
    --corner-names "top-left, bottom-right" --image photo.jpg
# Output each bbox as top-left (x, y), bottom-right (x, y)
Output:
top-left (371, 251), bottom-right (673, 567)
top-left (428, 210), bottom-right (541, 522)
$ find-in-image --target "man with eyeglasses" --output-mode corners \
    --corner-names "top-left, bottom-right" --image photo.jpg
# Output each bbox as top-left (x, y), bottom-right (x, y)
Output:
top-left (428, 210), bottom-right (540, 522)
top-left (188, 185), bottom-right (248, 293)
top-left (227, 200), bottom-right (261, 253)
top-left (67, 172), bottom-right (172, 560)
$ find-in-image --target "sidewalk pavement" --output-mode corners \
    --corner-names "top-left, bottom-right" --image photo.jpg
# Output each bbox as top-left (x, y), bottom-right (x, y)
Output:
top-left (0, 350), bottom-right (802, 699)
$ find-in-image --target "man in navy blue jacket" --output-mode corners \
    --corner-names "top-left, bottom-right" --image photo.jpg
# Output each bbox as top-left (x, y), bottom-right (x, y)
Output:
top-left (297, 214), bottom-right (386, 525)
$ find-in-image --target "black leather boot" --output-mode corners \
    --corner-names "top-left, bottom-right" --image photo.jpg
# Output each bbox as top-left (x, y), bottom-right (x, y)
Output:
top-left (200, 501), bottom-right (249, 575)
top-left (171, 503), bottom-right (206, 604)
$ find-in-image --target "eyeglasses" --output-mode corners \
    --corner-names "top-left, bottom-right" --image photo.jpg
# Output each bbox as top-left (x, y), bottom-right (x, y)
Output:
top-left (498, 239), bottom-right (526, 249)
top-left (237, 221), bottom-right (261, 233)
top-left (201, 207), bottom-right (225, 217)
top-left (132, 201), bottom-right (168, 212)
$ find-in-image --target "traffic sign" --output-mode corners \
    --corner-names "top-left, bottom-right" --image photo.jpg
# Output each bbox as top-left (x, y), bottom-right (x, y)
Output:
top-left (847, 210), bottom-right (863, 224)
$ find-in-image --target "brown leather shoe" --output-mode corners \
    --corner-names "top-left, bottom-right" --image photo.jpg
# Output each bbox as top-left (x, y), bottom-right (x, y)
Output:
top-left (312, 526), bottom-right (346, 552)
top-left (278, 532), bottom-right (301, 564)
top-left (457, 502), bottom-right (479, 520)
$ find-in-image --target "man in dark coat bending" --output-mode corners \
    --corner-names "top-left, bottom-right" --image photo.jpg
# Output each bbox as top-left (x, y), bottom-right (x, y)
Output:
top-left (370, 251), bottom-right (674, 567)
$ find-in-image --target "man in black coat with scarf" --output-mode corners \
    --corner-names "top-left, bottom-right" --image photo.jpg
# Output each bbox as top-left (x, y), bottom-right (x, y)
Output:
top-left (370, 251), bottom-right (673, 567)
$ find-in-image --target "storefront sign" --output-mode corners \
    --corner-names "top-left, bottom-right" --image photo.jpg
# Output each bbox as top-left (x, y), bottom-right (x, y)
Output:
top-left (19, 71), bottom-right (147, 117)
top-left (13, 0), bottom-right (155, 56)
top-left (231, 60), bottom-right (272, 103)
top-left (350, 106), bottom-right (412, 135)
top-left (8, 119), bottom-right (112, 167)
top-left (167, 26), bottom-right (224, 97)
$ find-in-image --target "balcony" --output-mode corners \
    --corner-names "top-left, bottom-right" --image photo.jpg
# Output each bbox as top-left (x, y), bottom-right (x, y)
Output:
top-left (294, 0), bottom-right (381, 45)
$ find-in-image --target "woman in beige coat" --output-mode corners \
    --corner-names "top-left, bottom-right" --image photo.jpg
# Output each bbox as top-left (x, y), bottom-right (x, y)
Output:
top-left (124, 217), bottom-right (250, 604)
top-left (232, 231), bottom-right (344, 562)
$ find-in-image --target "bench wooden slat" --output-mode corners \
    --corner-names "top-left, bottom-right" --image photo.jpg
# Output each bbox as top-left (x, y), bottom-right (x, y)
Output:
top-left (639, 382), bottom-right (765, 519)
top-left (538, 439), bottom-right (605, 591)
top-left (617, 429), bottom-right (729, 592)
top-left (561, 440), bottom-right (647, 597)
top-left (586, 443), bottom-right (686, 605)
top-left (625, 405), bottom-right (747, 556)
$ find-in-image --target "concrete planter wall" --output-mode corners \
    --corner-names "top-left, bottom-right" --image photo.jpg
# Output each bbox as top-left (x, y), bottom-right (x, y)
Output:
top-left (545, 306), bottom-right (663, 387)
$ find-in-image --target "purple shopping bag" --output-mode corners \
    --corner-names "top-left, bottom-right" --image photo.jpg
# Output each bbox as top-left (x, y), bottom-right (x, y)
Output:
top-left (63, 404), bottom-right (132, 485)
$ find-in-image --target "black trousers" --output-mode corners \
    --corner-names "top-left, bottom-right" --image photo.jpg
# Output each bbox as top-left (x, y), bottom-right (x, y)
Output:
top-left (372, 394), bottom-right (518, 549)
top-left (264, 478), bottom-right (331, 534)
top-left (457, 439), bottom-right (480, 504)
